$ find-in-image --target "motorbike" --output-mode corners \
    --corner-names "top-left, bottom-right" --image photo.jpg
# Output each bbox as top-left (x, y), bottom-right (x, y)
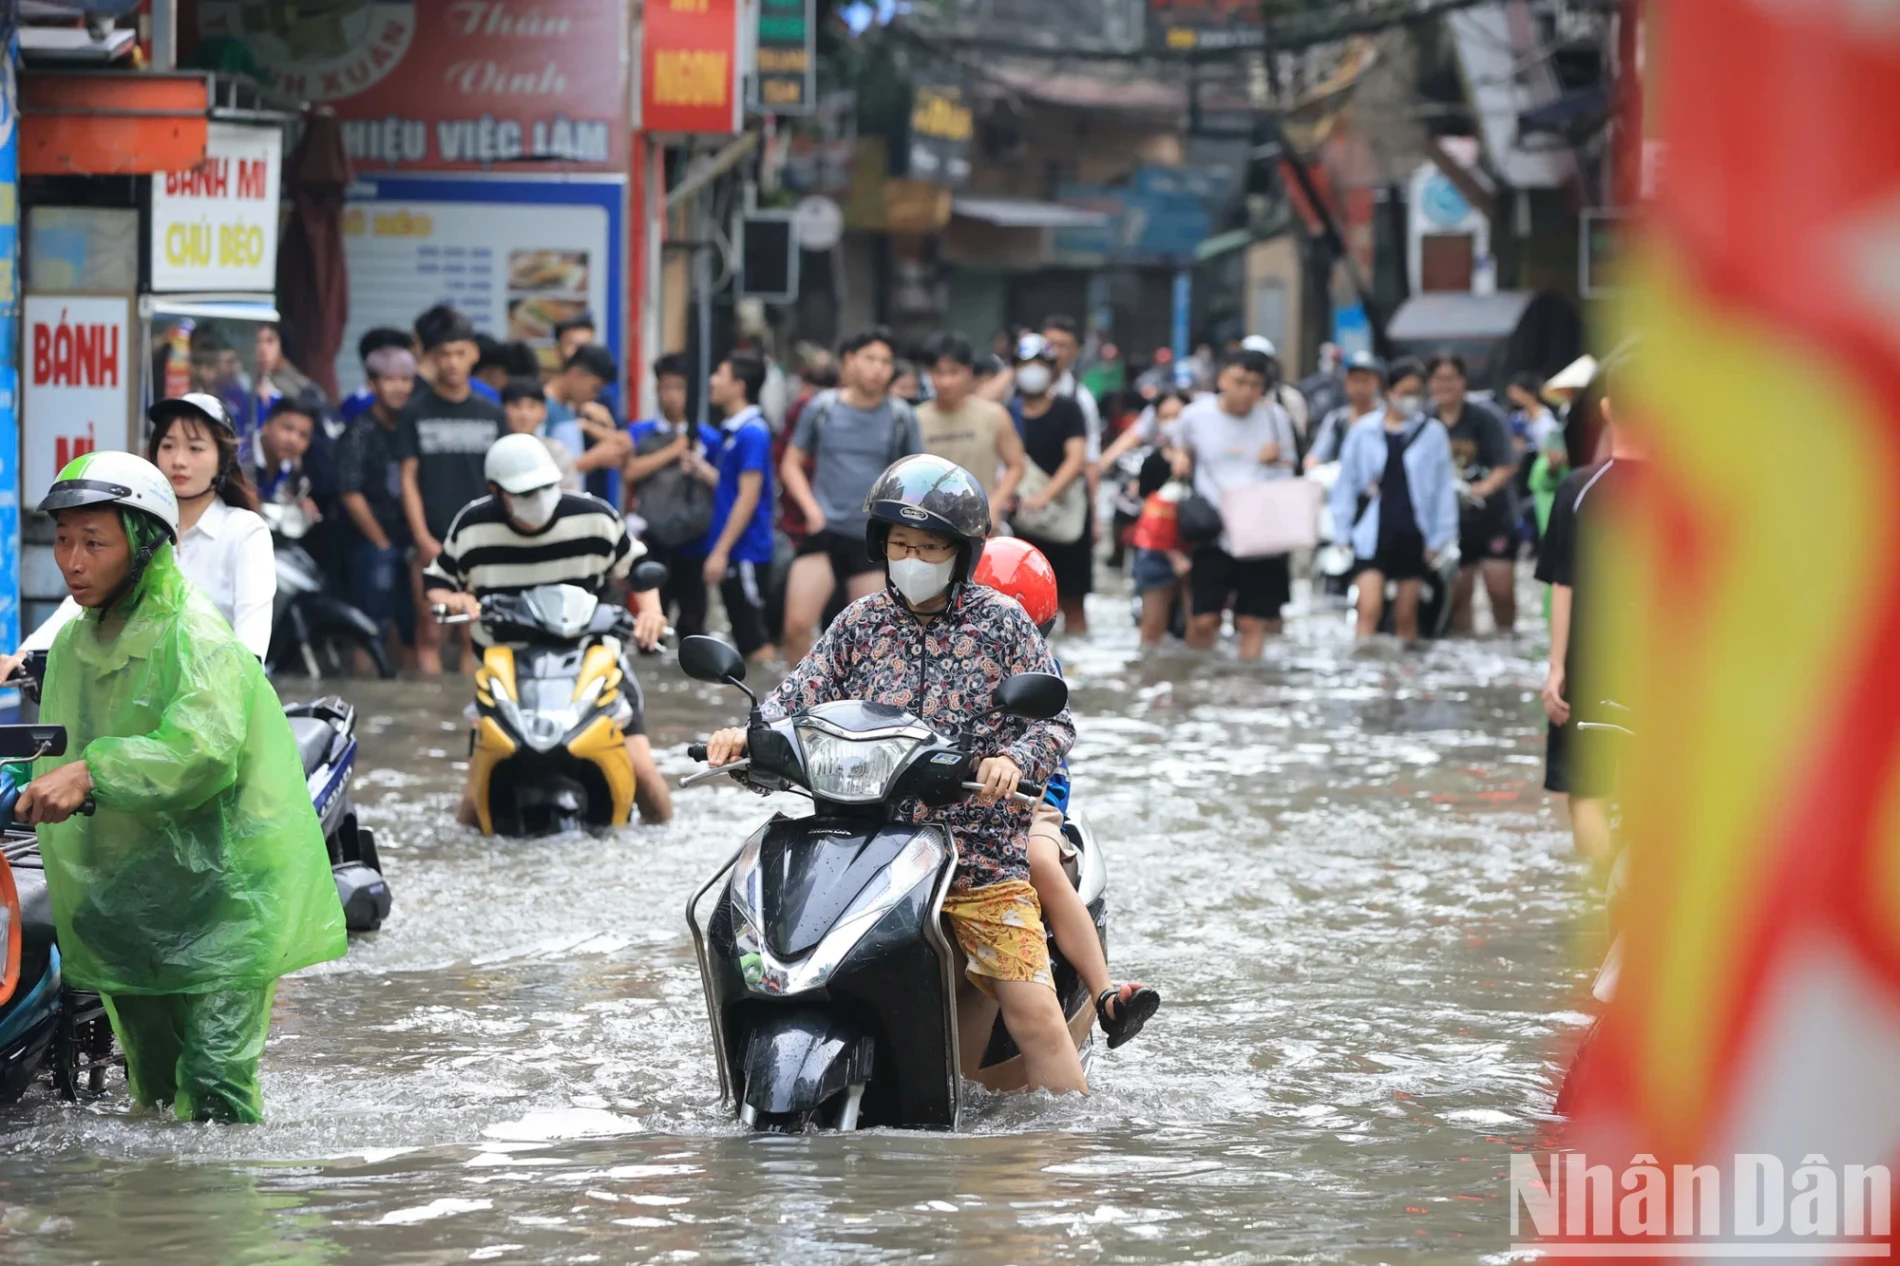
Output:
top-left (676, 634), bottom-right (1104, 1132)
top-left (262, 496), bottom-right (395, 681)
top-left (434, 561), bottom-right (669, 837)
top-left (18, 653), bottom-right (391, 936)
top-left (0, 724), bottom-right (117, 1103)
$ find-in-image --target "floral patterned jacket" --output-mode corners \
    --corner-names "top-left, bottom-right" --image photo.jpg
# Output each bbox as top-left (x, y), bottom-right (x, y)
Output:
top-left (762, 584), bottom-right (1075, 892)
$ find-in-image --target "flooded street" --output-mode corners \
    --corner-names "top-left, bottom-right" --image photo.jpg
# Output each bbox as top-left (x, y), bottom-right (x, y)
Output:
top-left (0, 589), bottom-right (1596, 1264)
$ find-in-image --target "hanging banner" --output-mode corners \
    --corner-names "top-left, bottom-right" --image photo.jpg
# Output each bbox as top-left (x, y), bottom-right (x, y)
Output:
top-left (21, 295), bottom-right (134, 507)
top-left (641, 0), bottom-right (742, 136)
top-left (0, 22), bottom-right (18, 665)
top-left (148, 122), bottom-right (282, 293)
top-left (190, 2), bottom-right (629, 172)
top-left (752, 0), bottom-right (814, 114)
top-left (907, 71), bottom-right (971, 189)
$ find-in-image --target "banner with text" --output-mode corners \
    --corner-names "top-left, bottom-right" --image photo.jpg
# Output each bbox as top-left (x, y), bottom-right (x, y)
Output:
top-left (642, 0), bottom-right (742, 136)
top-left (188, 1), bottom-right (629, 173)
top-left (752, 0), bottom-right (814, 114)
top-left (149, 121), bottom-right (282, 293)
top-left (22, 295), bottom-right (134, 506)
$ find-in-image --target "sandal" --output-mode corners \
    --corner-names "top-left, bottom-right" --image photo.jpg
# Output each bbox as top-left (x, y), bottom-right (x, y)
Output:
top-left (1095, 984), bottom-right (1161, 1050)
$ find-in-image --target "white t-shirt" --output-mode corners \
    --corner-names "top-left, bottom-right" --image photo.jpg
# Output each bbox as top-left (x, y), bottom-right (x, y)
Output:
top-left (22, 496), bottom-right (277, 660)
top-left (1056, 369), bottom-right (1103, 463)
top-left (1175, 395), bottom-right (1298, 553)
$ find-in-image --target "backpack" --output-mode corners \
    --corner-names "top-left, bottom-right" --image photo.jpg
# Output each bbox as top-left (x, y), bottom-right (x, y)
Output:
top-left (631, 422), bottom-right (715, 548)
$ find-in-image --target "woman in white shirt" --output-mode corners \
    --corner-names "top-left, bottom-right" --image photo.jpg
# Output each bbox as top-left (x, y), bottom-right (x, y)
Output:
top-left (2, 394), bottom-right (276, 679)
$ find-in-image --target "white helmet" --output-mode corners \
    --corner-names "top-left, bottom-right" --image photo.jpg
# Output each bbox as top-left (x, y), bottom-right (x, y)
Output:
top-left (39, 450), bottom-right (180, 539)
top-left (1240, 335), bottom-right (1277, 358)
top-left (484, 433), bottom-right (562, 494)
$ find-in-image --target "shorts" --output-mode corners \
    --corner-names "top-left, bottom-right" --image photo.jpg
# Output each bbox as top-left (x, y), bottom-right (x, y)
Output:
top-left (1361, 528), bottom-right (1429, 582)
top-left (348, 539), bottom-right (415, 643)
top-left (715, 558), bottom-right (773, 658)
top-left (795, 529), bottom-right (881, 580)
top-left (1544, 716), bottom-right (1615, 799)
top-left (1460, 509), bottom-right (1518, 562)
top-left (1028, 800), bottom-right (1076, 861)
top-left (941, 878), bottom-right (1055, 997)
top-left (1189, 546), bottom-right (1290, 620)
top-left (1131, 547), bottom-right (1181, 596)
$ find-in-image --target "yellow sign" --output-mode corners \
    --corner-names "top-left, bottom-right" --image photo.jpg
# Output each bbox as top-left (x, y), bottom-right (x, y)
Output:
top-left (654, 50), bottom-right (731, 108)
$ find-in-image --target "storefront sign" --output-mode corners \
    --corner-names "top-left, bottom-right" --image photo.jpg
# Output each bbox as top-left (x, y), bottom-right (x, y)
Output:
top-left (752, 0), bottom-right (814, 114)
top-left (333, 176), bottom-right (621, 393)
top-left (1148, 0), bottom-right (1264, 50)
top-left (148, 122), bottom-right (282, 293)
top-left (0, 26), bottom-right (19, 663)
top-left (22, 295), bottom-right (133, 506)
top-left (907, 71), bottom-right (971, 189)
top-left (191, 1), bottom-right (629, 172)
top-left (642, 0), bottom-right (742, 135)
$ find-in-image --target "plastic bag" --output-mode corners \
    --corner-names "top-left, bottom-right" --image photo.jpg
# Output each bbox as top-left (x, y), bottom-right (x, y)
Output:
top-left (33, 543), bottom-right (346, 994)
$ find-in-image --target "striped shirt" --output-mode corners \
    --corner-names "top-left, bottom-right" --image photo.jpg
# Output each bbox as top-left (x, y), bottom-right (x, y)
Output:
top-left (423, 492), bottom-right (643, 645)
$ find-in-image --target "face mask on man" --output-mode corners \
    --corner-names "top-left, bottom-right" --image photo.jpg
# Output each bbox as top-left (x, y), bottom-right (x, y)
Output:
top-left (888, 555), bottom-right (957, 606)
top-left (1015, 362), bottom-right (1054, 397)
top-left (506, 485), bottom-right (562, 530)
top-left (1390, 393), bottom-right (1424, 416)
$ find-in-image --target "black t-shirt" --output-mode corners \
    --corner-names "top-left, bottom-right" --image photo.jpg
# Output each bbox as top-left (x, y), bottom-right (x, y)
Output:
top-left (1440, 397), bottom-right (1516, 529)
top-left (1019, 395), bottom-right (1086, 479)
top-left (1379, 428), bottom-right (1417, 542)
top-left (334, 414), bottom-right (410, 545)
top-left (1536, 459), bottom-right (1641, 721)
top-left (392, 383), bottom-right (505, 540)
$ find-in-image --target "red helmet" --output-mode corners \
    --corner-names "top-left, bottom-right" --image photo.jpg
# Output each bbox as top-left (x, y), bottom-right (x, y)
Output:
top-left (973, 537), bottom-right (1059, 631)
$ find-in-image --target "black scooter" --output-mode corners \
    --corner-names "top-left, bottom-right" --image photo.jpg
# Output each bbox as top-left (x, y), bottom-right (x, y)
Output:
top-left (678, 635), bottom-right (1106, 1132)
top-left (263, 498), bottom-right (394, 680)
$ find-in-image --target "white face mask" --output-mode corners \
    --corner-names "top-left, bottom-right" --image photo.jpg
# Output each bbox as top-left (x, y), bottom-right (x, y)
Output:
top-left (1014, 363), bottom-right (1053, 396)
top-left (506, 485), bottom-right (562, 530)
top-left (888, 555), bottom-right (956, 606)
top-left (1390, 393), bottom-right (1423, 415)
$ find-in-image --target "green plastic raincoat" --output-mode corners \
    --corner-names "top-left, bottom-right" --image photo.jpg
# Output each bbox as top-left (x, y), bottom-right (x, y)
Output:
top-left (32, 529), bottom-right (345, 1118)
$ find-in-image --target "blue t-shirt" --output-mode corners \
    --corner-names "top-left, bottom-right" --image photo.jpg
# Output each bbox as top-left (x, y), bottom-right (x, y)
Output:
top-left (704, 409), bottom-right (775, 564)
top-left (1043, 652), bottom-right (1072, 812)
top-left (339, 386), bottom-right (375, 421)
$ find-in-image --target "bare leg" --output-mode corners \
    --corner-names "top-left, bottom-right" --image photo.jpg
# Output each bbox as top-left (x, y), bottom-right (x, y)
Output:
top-left (1138, 587), bottom-right (1174, 646)
top-left (455, 764), bottom-right (480, 828)
top-left (1028, 834), bottom-right (1110, 999)
top-left (1059, 596), bottom-right (1088, 637)
top-left (410, 558), bottom-right (443, 675)
top-left (1234, 615), bottom-right (1269, 661)
top-left (627, 734), bottom-right (671, 824)
top-left (1392, 579), bottom-right (1423, 642)
top-left (780, 553), bottom-right (837, 665)
top-left (956, 981), bottom-right (1000, 1076)
top-left (1355, 568), bottom-right (1387, 638)
top-left (1186, 611), bottom-right (1222, 650)
top-left (1482, 558), bottom-right (1516, 633)
top-left (1568, 795), bottom-right (1614, 865)
top-left (845, 569), bottom-right (885, 602)
top-left (992, 979), bottom-right (1087, 1094)
top-left (1450, 565), bottom-right (1478, 636)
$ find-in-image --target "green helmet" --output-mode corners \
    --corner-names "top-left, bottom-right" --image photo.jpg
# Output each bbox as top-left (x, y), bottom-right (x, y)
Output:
top-left (40, 450), bottom-right (180, 540)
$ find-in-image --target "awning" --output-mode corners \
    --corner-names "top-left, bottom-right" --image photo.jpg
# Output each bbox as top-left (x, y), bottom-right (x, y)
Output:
top-left (951, 197), bottom-right (1110, 229)
top-left (21, 71), bottom-right (209, 175)
top-left (1386, 291), bottom-right (1537, 343)
top-left (140, 296), bottom-right (280, 323)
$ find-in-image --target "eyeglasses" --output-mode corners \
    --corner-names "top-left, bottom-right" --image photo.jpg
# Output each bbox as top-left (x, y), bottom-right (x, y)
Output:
top-left (885, 539), bottom-right (957, 562)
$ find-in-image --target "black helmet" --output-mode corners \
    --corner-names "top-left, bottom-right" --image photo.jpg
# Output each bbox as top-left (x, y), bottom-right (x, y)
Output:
top-left (863, 454), bottom-right (992, 577)
top-left (147, 391), bottom-right (237, 437)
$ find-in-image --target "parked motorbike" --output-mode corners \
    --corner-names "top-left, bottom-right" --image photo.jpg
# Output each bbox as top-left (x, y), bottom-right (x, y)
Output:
top-left (677, 635), bottom-right (1103, 1132)
top-left (17, 653), bottom-right (390, 936)
top-left (0, 724), bottom-right (117, 1103)
top-left (263, 497), bottom-right (394, 680)
top-left (434, 561), bottom-right (669, 837)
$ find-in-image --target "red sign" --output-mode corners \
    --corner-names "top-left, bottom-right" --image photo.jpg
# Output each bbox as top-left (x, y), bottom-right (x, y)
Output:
top-left (642, 0), bottom-right (742, 136)
top-left (186, 2), bottom-right (629, 172)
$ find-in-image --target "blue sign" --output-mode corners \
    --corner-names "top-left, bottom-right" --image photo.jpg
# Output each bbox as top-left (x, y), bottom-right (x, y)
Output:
top-left (1053, 164), bottom-right (1238, 265)
top-left (0, 25), bottom-right (19, 708)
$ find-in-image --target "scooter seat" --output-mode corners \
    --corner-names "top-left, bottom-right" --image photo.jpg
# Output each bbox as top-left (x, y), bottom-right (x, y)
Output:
top-left (288, 716), bottom-right (334, 778)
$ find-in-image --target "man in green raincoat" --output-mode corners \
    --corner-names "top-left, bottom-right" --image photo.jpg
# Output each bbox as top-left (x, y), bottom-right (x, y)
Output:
top-left (13, 451), bottom-right (346, 1123)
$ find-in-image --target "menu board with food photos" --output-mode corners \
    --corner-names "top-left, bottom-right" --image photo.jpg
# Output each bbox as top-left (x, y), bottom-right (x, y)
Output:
top-left (332, 177), bottom-right (622, 395)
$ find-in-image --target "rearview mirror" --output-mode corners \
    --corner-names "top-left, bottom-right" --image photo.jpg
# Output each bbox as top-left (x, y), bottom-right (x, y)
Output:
top-left (630, 560), bottom-right (669, 594)
top-left (993, 672), bottom-right (1067, 721)
top-left (679, 635), bottom-right (747, 685)
top-left (0, 726), bottom-right (66, 760)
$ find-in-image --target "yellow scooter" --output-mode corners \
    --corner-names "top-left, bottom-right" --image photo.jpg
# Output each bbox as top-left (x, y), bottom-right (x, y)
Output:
top-left (437, 563), bottom-right (666, 836)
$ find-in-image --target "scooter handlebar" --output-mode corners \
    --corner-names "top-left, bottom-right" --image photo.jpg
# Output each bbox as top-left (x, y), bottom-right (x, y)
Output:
top-left (687, 743), bottom-right (709, 762)
top-left (959, 780), bottom-right (1044, 806)
top-left (430, 603), bottom-right (475, 625)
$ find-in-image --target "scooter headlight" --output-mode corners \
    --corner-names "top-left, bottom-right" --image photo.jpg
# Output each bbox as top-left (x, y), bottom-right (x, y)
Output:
top-left (504, 678), bottom-right (605, 752)
top-left (730, 829), bottom-right (949, 997)
top-left (793, 726), bottom-right (919, 803)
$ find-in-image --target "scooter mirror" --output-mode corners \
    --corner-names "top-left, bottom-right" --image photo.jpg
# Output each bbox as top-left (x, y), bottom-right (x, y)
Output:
top-left (679, 635), bottom-right (748, 685)
top-left (630, 560), bottom-right (670, 593)
top-left (0, 726), bottom-right (66, 761)
top-left (992, 672), bottom-right (1068, 721)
